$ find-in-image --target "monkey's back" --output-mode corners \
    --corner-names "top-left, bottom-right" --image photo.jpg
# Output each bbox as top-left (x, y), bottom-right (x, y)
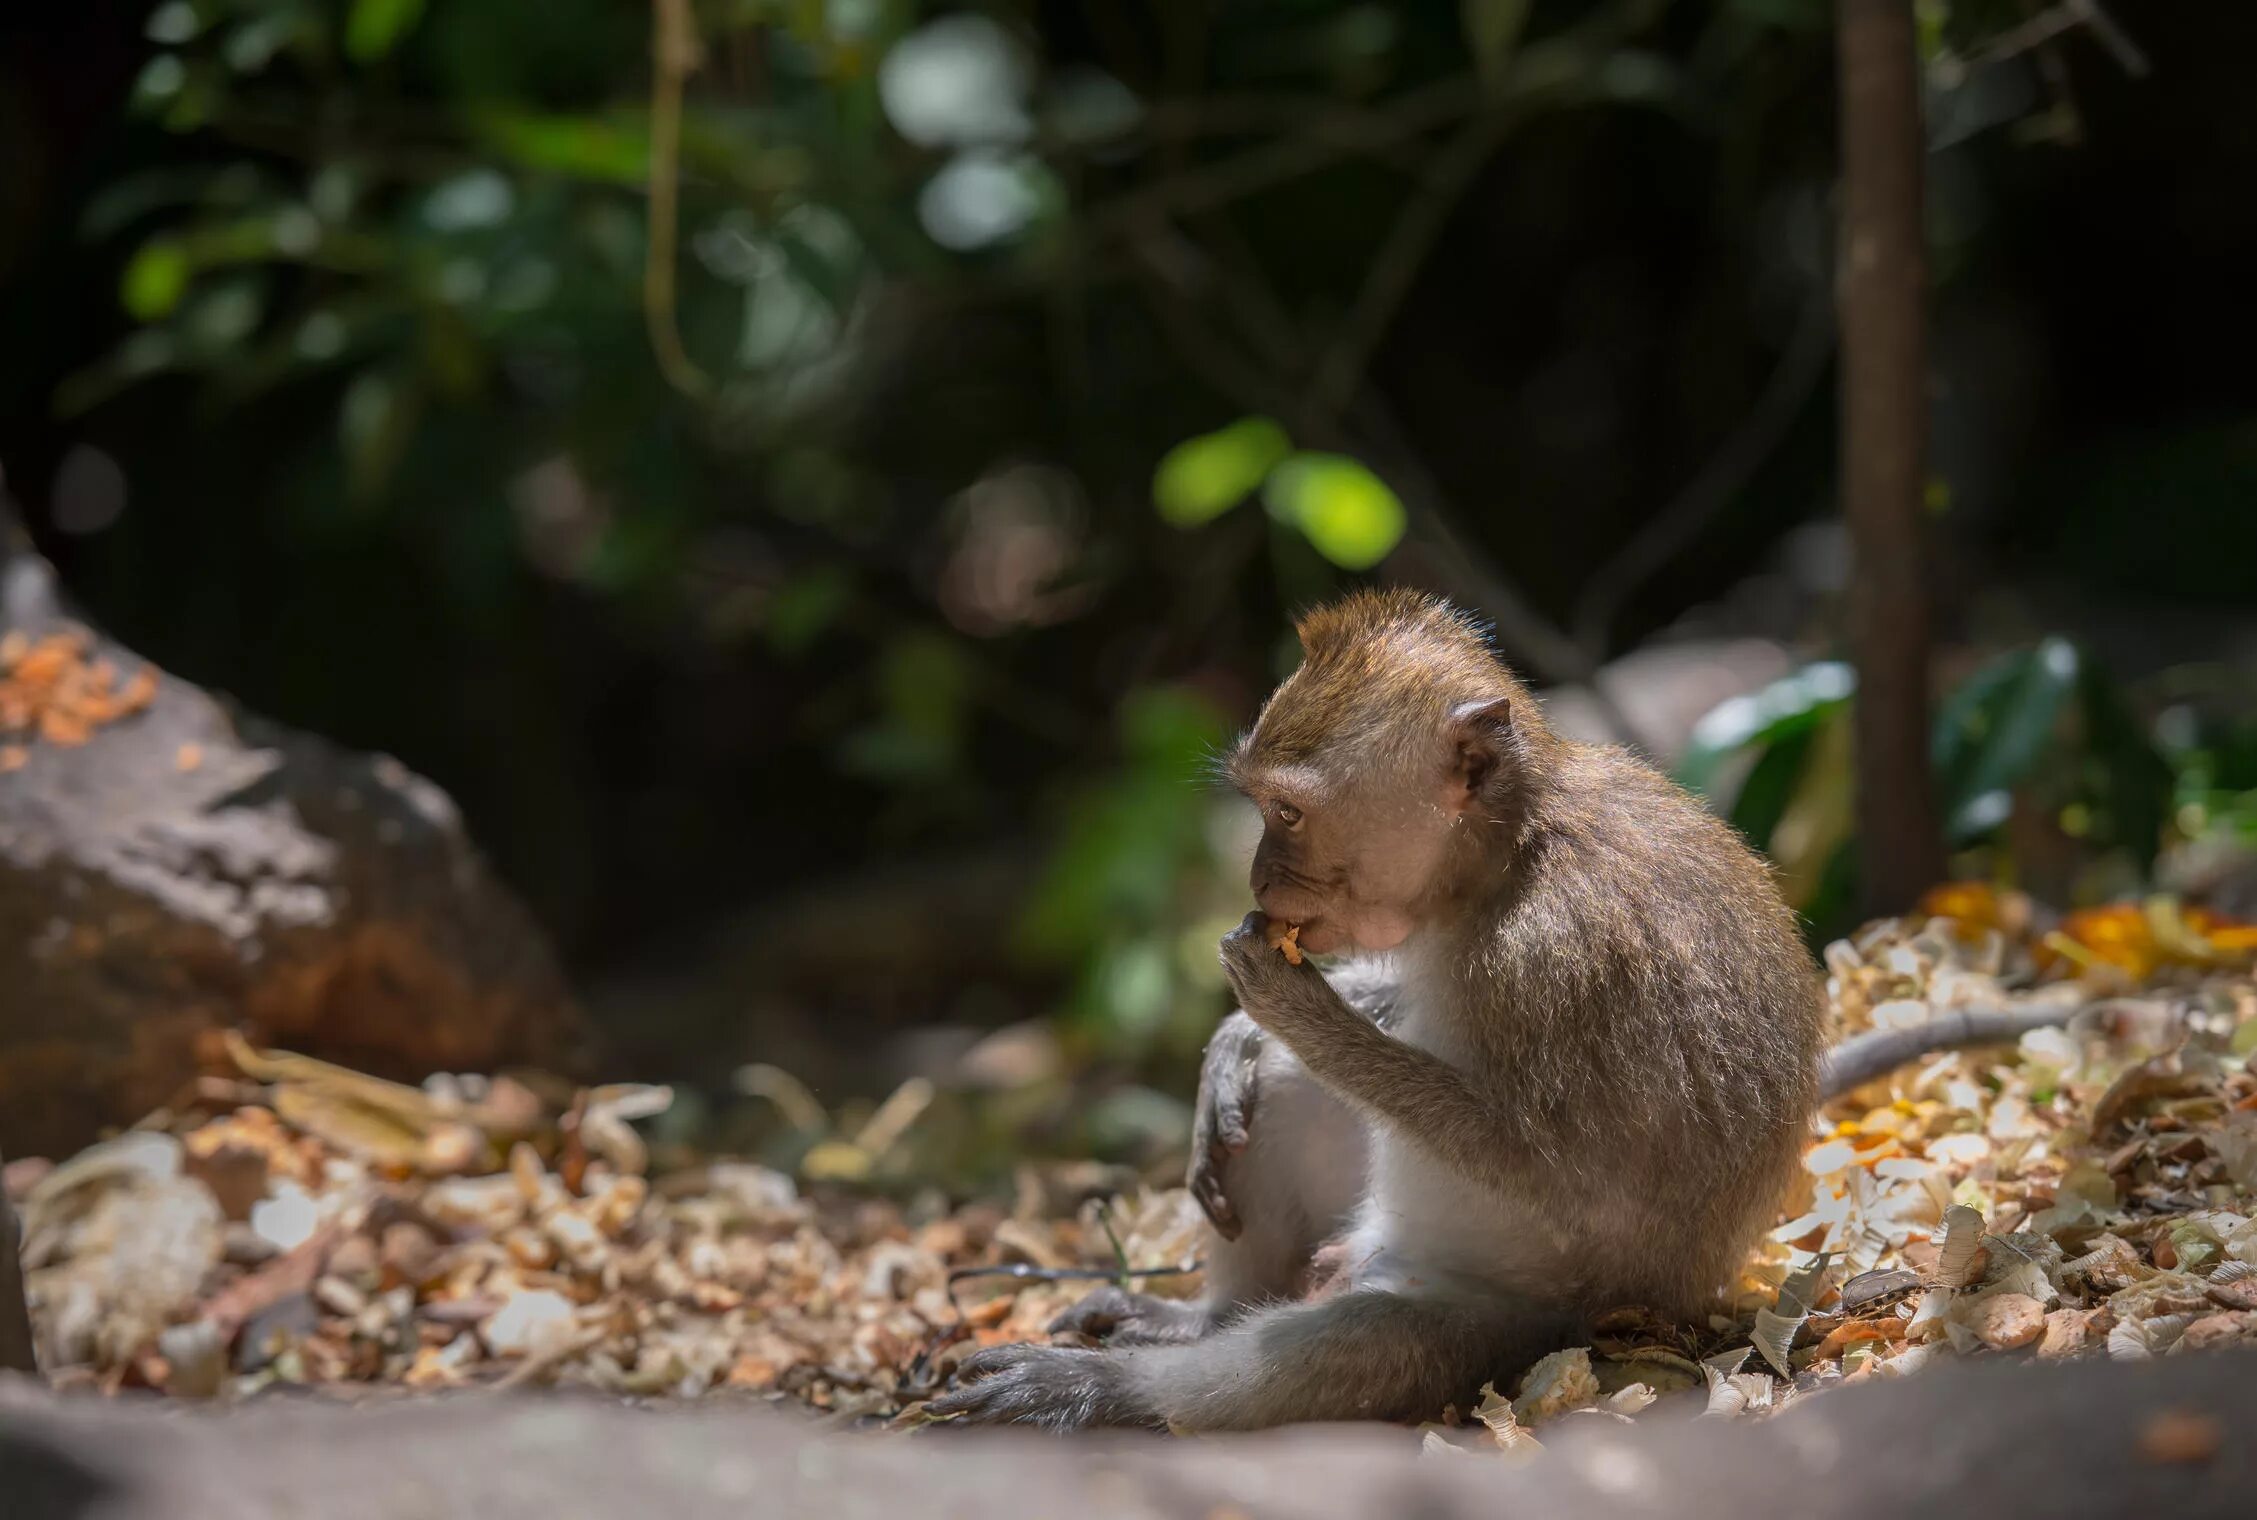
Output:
top-left (1471, 741), bottom-right (1825, 1316)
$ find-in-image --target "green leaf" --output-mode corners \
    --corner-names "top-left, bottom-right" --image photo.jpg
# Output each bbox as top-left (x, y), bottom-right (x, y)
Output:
top-left (345, 0), bottom-right (427, 63)
top-left (1261, 453), bottom-right (1407, 571)
top-left (1462, 0), bottom-right (1533, 85)
top-left (121, 238), bottom-right (191, 319)
top-left (1153, 417), bottom-right (1290, 528)
top-left (1729, 723), bottom-right (1819, 854)
top-left (1676, 662), bottom-right (1856, 796)
top-left (1016, 686), bottom-right (1227, 962)
top-left (471, 110), bottom-right (652, 185)
top-left (839, 633), bottom-right (971, 784)
top-left (1931, 639), bottom-right (2079, 841)
top-left (765, 567), bottom-right (853, 657)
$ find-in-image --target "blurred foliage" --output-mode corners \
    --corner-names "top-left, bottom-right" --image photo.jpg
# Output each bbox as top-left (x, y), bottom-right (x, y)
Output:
top-left (1677, 642), bottom-right (2217, 942)
top-left (1154, 417), bottom-right (1406, 570)
top-left (6, 0), bottom-right (2253, 1128)
top-left (1018, 686), bottom-right (1241, 1064)
top-left (56, 0), bottom-right (1785, 1068)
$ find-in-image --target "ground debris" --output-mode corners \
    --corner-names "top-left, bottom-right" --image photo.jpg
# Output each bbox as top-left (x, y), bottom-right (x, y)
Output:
top-left (16, 1036), bottom-right (1188, 1413)
top-left (12, 886), bottom-right (2256, 1432)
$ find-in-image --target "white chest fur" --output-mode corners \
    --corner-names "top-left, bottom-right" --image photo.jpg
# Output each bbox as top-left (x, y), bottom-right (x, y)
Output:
top-left (1339, 974), bottom-right (1570, 1295)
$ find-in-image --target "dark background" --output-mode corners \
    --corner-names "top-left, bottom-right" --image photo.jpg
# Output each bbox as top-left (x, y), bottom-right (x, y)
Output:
top-left (4, 1), bottom-right (2255, 1160)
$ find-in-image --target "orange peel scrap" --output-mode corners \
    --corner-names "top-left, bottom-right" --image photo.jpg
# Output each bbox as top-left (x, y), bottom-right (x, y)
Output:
top-left (1266, 922), bottom-right (1304, 966)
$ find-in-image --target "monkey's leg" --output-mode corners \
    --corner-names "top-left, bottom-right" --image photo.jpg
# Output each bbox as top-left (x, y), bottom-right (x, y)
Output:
top-left (938, 1283), bottom-right (1570, 1432)
top-left (1052, 1020), bottom-right (1366, 1345)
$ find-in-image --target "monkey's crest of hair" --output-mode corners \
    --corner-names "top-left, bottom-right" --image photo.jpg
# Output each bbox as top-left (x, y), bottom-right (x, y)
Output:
top-left (1234, 587), bottom-right (1545, 775)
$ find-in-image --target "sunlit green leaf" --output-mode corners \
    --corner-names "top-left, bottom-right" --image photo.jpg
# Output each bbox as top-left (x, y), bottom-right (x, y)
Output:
top-left (1153, 417), bottom-right (1290, 528)
top-left (1261, 453), bottom-right (1407, 571)
top-left (121, 238), bottom-right (191, 319)
top-left (345, 0), bottom-right (427, 63)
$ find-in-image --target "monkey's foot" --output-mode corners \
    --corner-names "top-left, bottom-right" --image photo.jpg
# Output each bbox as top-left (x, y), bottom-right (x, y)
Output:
top-left (1048, 1287), bottom-right (1211, 1346)
top-left (928, 1344), bottom-right (1154, 1431)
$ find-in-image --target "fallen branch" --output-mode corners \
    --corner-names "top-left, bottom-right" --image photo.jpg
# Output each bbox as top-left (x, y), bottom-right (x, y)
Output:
top-left (1819, 1003), bottom-right (2087, 1099)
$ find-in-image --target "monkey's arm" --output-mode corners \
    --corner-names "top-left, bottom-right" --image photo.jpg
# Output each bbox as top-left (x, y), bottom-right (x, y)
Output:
top-left (1190, 963), bottom-right (1399, 1238)
top-left (1219, 916), bottom-right (1522, 1197)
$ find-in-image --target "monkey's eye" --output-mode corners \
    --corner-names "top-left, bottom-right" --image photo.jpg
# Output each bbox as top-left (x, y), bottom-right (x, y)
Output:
top-left (1273, 802), bottom-right (1303, 830)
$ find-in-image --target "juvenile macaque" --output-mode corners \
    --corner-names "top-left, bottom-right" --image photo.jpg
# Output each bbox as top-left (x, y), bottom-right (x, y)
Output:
top-left (935, 589), bottom-right (1826, 1430)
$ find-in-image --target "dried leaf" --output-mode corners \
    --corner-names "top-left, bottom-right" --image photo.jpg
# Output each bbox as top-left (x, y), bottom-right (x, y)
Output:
top-left (1510, 1348), bottom-right (1599, 1425)
top-left (1934, 1205), bottom-right (1987, 1287)
top-left (1473, 1381), bottom-right (1545, 1461)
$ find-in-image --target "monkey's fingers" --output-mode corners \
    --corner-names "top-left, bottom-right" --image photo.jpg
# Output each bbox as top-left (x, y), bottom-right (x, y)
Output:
top-left (1197, 1013), bottom-right (1262, 1151)
top-left (1047, 1287), bottom-right (1209, 1345)
top-left (1190, 1160), bottom-right (1242, 1241)
top-left (949, 1342), bottom-right (1037, 1385)
top-left (1188, 1013), bottom-right (1261, 1238)
top-left (927, 1344), bottom-right (1124, 1431)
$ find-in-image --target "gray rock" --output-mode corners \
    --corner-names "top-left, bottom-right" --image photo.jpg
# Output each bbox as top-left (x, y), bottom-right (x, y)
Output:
top-left (0, 1352), bottom-right (2247, 1519)
top-left (0, 516), bottom-right (591, 1159)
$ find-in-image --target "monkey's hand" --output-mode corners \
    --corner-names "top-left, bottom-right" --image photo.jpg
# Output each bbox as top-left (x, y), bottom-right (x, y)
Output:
top-left (1219, 912), bottom-right (1342, 1044)
top-left (1187, 1009), bottom-right (1262, 1240)
top-left (927, 1343), bottom-right (1151, 1431)
top-left (1047, 1286), bottom-right (1213, 1345)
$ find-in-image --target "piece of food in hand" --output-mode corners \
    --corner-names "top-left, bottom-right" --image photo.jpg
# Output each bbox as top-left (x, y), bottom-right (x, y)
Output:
top-left (1266, 921), bottom-right (1304, 965)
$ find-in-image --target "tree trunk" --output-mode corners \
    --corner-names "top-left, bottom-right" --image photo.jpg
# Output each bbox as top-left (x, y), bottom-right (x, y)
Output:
top-left (1836, 0), bottom-right (1945, 913)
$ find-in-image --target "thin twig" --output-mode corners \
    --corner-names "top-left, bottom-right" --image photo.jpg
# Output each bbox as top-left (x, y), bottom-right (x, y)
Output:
top-left (646, 0), bottom-right (710, 399)
top-left (945, 1262), bottom-right (1200, 1291)
top-left (1343, 390), bottom-right (1657, 750)
top-left (2066, 0), bottom-right (2150, 76)
top-left (1571, 291), bottom-right (1836, 658)
top-left (1968, 0), bottom-right (2148, 77)
top-left (1085, 75), bottom-right (1486, 240)
top-left (1302, 111), bottom-right (1519, 427)
top-left (1129, 221), bottom-right (1654, 749)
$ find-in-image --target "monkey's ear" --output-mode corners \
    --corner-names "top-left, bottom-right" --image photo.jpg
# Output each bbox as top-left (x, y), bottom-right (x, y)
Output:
top-left (1448, 697), bottom-right (1514, 802)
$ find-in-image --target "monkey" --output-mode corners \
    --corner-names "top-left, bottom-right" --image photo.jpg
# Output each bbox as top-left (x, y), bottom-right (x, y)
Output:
top-left (1038, 975), bottom-right (2081, 1357)
top-left (932, 587), bottom-right (1829, 1431)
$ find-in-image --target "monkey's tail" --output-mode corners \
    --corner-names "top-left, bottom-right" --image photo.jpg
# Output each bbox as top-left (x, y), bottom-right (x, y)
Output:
top-left (1818, 1003), bottom-right (2087, 1102)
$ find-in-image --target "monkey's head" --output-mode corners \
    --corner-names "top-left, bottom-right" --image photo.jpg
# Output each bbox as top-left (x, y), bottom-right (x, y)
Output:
top-left (1224, 589), bottom-right (1542, 955)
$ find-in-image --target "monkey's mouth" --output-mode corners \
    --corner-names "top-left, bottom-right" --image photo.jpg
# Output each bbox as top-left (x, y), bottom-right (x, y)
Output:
top-left (1291, 917), bottom-right (1341, 955)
